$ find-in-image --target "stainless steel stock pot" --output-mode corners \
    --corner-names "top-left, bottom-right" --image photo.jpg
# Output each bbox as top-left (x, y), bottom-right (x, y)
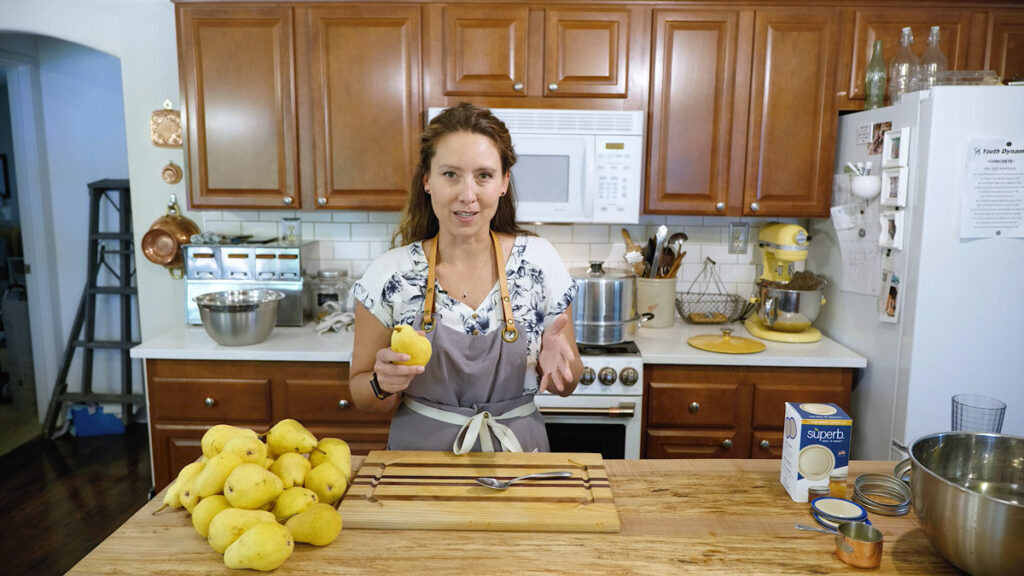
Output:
top-left (571, 262), bottom-right (649, 345)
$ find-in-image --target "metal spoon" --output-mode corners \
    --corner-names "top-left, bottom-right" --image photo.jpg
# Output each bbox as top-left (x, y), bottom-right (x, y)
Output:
top-left (794, 523), bottom-right (838, 535)
top-left (474, 471), bottom-right (573, 490)
top-left (667, 232), bottom-right (688, 257)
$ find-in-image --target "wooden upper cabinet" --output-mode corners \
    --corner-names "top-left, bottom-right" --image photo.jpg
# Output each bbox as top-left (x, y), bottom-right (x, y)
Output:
top-left (646, 10), bottom-right (748, 215)
top-left (544, 8), bottom-right (629, 97)
top-left (177, 5), bottom-right (299, 210)
top-left (305, 6), bottom-right (420, 210)
top-left (838, 8), bottom-right (971, 110)
top-left (744, 8), bottom-right (838, 218)
top-left (987, 11), bottom-right (1024, 83)
top-left (444, 5), bottom-right (529, 96)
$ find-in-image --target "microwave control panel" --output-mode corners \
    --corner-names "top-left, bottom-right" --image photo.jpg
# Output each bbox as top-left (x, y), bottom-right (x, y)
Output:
top-left (594, 135), bottom-right (642, 223)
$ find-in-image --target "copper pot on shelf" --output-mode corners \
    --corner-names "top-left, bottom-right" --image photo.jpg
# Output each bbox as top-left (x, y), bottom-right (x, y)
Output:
top-left (141, 194), bottom-right (200, 276)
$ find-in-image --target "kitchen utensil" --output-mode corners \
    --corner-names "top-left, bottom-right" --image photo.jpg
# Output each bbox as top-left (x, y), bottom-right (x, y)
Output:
top-left (951, 393), bottom-right (1006, 432)
top-left (339, 450), bottom-right (620, 533)
top-left (687, 328), bottom-right (765, 354)
top-left (141, 194), bottom-right (200, 273)
top-left (571, 262), bottom-right (651, 345)
top-left (194, 289), bottom-right (285, 346)
top-left (908, 431), bottom-right (1024, 576)
top-left (658, 247), bottom-right (675, 278)
top-left (665, 251), bottom-right (685, 279)
top-left (676, 257), bottom-right (745, 324)
top-left (620, 229), bottom-right (645, 276)
top-left (667, 232), bottom-right (688, 257)
top-left (752, 279), bottom-right (827, 333)
top-left (835, 521), bottom-right (883, 569)
top-left (648, 225), bottom-right (667, 278)
top-left (852, 472), bottom-right (911, 516)
top-left (474, 471), bottom-right (573, 490)
top-left (794, 523), bottom-right (836, 535)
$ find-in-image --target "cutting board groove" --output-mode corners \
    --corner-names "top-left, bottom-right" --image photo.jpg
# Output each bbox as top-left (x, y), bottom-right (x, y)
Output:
top-left (339, 451), bottom-right (620, 532)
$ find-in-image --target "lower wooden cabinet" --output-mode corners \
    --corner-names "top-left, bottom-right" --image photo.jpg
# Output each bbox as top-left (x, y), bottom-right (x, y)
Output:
top-left (643, 365), bottom-right (852, 459)
top-left (145, 359), bottom-right (393, 491)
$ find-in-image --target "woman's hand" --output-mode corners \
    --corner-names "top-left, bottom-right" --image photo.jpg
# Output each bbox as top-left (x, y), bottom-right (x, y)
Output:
top-left (373, 347), bottom-right (425, 396)
top-left (538, 313), bottom-right (578, 394)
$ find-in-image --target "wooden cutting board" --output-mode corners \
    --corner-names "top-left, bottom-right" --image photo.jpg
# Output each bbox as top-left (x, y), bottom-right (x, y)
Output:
top-left (338, 450), bottom-right (620, 533)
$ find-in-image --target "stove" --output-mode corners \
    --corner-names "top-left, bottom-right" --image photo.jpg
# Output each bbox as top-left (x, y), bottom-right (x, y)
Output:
top-left (575, 342), bottom-right (644, 396)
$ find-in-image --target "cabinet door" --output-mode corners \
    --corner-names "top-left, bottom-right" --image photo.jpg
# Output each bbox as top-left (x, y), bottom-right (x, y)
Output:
top-left (177, 5), bottom-right (299, 209)
top-left (751, 430), bottom-right (783, 459)
top-left (744, 9), bottom-right (838, 217)
top-left (987, 11), bottom-right (1024, 84)
top-left (151, 425), bottom-right (206, 491)
top-left (306, 6), bottom-right (420, 210)
top-left (646, 428), bottom-right (748, 459)
top-left (544, 8), bottom-right (630, 98)
top-left (444, 5), bottom-right (529, 96)
top-left (751, 372), bottom-right (852, 429)
top-left (839, 9), bottom-right (971, 109)
top-left (646, 10), bottom-right (747, 215)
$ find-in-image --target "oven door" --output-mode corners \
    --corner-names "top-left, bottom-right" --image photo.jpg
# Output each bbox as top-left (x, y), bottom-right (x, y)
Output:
top-left (534, 392), bottom-right (641, 460)
top-left (510, 134), bottom-right (590, 223)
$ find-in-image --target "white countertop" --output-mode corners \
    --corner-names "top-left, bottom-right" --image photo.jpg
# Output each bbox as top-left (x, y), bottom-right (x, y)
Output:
top-left (132, 321), bottom-right (866, 369)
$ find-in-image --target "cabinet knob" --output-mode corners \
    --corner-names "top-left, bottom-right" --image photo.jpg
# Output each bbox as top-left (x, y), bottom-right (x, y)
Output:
top-left (721, 439), bottom-right (733, 450)
top-left (547, 82), bottom-right (559, 92)
top-left (749, 202), bottom-right (760, 213)
top-left (318, 196), bottom-right (327, 207)
top-left (338, 399), bottom-right (349, 409)
top-left (513, 81), bottom-right (524, 92)
top-left (760, 439), bottom-right (771, 450)
top-left (204, 397), bottom-right (216, 408)
top-left (282, 196), bottom-right (294, 206)
top-left (715, 202), bottom-right (725, 212)
top-left (688, 401), bottom-right (700, 413)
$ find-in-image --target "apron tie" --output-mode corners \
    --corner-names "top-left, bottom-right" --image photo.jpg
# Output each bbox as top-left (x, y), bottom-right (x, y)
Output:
top-left (402, 396), bottom-right (537, 454)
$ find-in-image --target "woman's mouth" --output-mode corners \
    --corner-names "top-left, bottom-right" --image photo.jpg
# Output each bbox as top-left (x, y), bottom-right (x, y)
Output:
top-left (453, 210), bottom-right (477, 221)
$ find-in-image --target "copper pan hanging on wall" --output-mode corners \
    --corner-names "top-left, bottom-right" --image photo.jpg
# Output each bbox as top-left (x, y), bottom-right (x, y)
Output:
top-left (141, 194), bottom-right (199, 278)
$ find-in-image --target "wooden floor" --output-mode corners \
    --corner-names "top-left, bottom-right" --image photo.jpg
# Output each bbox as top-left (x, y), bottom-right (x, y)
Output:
top-left (0, 425), bottom-right (152, 576)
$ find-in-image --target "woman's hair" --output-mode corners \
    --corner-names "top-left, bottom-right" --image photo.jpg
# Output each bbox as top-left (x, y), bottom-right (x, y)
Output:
top-left (394, 102), bottom-right (531, 246)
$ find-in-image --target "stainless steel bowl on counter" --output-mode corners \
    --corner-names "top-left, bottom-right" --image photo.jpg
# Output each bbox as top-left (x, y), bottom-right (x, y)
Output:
top-left (571, 261), bottom-right (650, 345)
top-left (753, 280), bottom-right (826, 332)
top-left (194, 289), bottom-right (285, 346)
top-left (909, 431), bottom-right (1024, 576)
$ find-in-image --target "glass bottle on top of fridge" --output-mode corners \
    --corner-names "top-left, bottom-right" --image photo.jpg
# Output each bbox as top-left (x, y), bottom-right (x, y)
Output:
top-left (919, 26), bottom-right (948, 90)
top-left (888, 27), bottom-right (921, 105)
top-left (864, 40), bottom-right (887, 110)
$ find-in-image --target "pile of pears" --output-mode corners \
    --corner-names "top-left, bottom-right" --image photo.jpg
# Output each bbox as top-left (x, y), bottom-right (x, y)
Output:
top-left (157, 418), bottom-right (351, 571)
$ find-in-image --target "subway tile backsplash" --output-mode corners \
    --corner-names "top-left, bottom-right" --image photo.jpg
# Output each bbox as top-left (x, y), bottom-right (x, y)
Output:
top-left (202, 212), bottom-right (780, 299)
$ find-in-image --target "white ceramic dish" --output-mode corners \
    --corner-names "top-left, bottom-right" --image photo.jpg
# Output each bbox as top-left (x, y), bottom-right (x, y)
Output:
top-left (798, 445), bottom-right (836, 480)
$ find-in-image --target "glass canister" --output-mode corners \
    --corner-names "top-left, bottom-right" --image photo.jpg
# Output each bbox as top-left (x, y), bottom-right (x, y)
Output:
top-left (312, 269), bottom-right (352, 320)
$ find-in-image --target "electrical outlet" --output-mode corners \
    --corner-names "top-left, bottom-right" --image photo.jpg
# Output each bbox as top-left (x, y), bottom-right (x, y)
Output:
top-left (729, 222), bottom-right (749, 254)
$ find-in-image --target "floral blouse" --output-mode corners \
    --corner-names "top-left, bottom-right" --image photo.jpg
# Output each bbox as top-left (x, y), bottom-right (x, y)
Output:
top-left (352, 235), bottom-right (577, 395)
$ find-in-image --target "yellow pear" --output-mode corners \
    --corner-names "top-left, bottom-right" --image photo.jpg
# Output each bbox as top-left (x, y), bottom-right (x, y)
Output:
top-left (156, 460), bottom-right (205, 513)
top-left (179, 475), bottom-right (202, 514)
top-left (191, 494), bottom-right (231, 538)
top-left (201, 424), bottom-right (258, 459)
top-left (193, 452), bottom-right (245, 498)
top-left (391, 324), bottom-right (432, 366)
top-left (269, 452), bottom-right (312, 489)
top-left (309, 438), bottom-right (352, 482)
top-left (266, 419), bottom-right (318, 455)
top-left (224, 521), bottom-right (294, 571)
top-left (272, 486), bottom-right (319, 522)
top-left (285, 503), bottom-right (343, 546)
top-left (207, 508), bottom-right (277, 554)
top-left (263, 457), bottom-right (274, 469)
top-left (224, 463), bottom-right (283, 509)
top-left (304, 461), bottom-right (348, 505)
top-left (221, 434), bottom-right (267, 465)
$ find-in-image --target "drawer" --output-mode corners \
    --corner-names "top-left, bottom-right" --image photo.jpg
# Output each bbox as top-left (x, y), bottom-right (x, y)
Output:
top-left (149, 376), bottom-right (272, 422)
top-left (277, 378), bottom-right (395, 424)
top-left (647, 382), bottom-right (742, 427)
top-left (751, 430), bottom-right (784, 459)
top-left (644, 428), bottom-right (748, 459)
top-left (752, 380), bottom-right (848, 428)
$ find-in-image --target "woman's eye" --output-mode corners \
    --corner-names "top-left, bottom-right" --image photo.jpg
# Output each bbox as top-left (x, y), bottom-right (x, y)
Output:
top-left (477, 172), bottom-right (493, 180)
top-left (442, 171), bottom-right (457, 179)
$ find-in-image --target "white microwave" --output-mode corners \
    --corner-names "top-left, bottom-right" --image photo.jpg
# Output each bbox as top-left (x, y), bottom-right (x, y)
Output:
top-left (427, 108), bottom-right (644, 224)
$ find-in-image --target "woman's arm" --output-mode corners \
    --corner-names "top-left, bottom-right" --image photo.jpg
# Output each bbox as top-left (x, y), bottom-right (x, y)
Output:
top-left (350, 302), bottom-right (423, 412)
top-left (537, 307), bottom-right (583, 397)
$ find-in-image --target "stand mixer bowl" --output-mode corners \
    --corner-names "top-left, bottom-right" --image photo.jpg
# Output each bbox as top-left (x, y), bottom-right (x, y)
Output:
top-left (755, 281), bottom-right (826, 332)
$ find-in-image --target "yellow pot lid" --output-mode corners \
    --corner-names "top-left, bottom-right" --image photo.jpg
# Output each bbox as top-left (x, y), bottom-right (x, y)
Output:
top-left (688, 328), bottom-right (766, 354)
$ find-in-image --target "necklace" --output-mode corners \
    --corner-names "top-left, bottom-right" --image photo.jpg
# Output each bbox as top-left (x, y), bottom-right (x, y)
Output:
top-left (441, 247), bottom-right (491, 300)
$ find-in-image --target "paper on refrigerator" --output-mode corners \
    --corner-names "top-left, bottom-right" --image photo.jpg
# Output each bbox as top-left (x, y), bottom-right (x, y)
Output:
top-left (830, 201), bottom-right (881, 296)
top-left (961, 138), bottom-right (1024, 239)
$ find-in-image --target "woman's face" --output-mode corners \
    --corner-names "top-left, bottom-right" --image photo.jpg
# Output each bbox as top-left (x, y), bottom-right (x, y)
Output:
top-left (424, 131), bottom-right (509, 239)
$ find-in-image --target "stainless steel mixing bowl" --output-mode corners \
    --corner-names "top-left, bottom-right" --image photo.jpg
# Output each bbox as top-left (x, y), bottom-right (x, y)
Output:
top-left (754, 280), bottom-right (826, 332)
top-left (194, 289), bottom-right (285, 346)
top-left (909, 431), bottom-right (1024, 576)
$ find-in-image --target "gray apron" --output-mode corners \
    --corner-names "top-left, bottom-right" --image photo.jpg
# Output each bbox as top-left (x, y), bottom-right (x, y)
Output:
top-left (386, 232), bottom-right (549, 454)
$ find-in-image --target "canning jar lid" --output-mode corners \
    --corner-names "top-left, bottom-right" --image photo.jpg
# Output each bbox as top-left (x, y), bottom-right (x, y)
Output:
top-left (317, 269), bottom-right (347, 279)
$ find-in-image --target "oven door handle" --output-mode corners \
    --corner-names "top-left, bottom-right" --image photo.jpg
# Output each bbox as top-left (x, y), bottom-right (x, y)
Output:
top-left (537, 402), bottom-right (635, 418)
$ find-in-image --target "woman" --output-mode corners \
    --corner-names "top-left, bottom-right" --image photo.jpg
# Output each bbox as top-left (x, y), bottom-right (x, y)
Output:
top-left (350, 103), bottom-right (583, 454)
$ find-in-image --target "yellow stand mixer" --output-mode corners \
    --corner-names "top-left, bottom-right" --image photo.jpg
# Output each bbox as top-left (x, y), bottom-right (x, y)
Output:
top-left (744, 223), bottom-right (825, 343)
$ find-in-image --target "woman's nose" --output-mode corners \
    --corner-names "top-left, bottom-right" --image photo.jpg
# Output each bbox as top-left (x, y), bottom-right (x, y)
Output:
top-left (455, 180), bottom-right (477, 203)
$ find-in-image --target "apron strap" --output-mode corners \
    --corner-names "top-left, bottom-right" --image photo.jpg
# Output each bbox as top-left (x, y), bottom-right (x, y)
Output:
top-left (423, 231), bottom-right (517, 342)
top-left (402, 396), bottom-right (537, 454)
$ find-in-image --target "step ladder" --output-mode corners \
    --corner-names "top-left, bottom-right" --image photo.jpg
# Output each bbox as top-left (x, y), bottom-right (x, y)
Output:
top-left (43, 179), bottom-right (143, 437)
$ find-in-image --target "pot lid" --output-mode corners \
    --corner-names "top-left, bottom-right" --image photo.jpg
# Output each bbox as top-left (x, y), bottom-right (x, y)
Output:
top-left (687, 328), bottom-right (765, 354)
top-left (572, 261), bottom-right (635, 280)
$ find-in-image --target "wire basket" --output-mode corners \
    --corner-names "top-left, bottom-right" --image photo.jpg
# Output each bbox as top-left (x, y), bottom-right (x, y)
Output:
top-left (675, 257), bottom-right (752, 324)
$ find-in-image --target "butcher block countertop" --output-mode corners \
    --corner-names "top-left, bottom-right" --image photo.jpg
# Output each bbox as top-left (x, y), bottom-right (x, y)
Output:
top-left (68, 459), bottom-right (953, 575)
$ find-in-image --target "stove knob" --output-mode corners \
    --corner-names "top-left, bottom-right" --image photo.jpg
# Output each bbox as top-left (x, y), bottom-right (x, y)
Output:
top-left (598, 367), bottom-right (617, 386)
top-left (620, 367), bottom-right (638, 386)
top-left (579, 367), bottom-right (596, 386)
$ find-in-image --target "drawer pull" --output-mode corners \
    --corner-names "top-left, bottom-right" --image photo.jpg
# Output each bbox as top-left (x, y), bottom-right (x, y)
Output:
top-left (689, 401), bottom-right (700, 413)
top-left (760, 439), bottom-right (771, 450)
top-left (721, 439), bottom-right (733, 450)
top-left (204, 397), bottom-right (216, 408)
top-left (338, 400), bottom-right (349, 409)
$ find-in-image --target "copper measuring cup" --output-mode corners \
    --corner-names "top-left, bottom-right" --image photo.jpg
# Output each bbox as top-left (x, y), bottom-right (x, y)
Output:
top-left (835, 521), bottom-right (883, 569)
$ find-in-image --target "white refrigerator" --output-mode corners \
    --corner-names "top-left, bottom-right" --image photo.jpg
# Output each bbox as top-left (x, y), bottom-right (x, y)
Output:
top-left (808, 86), bottom-right (1024, 460)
